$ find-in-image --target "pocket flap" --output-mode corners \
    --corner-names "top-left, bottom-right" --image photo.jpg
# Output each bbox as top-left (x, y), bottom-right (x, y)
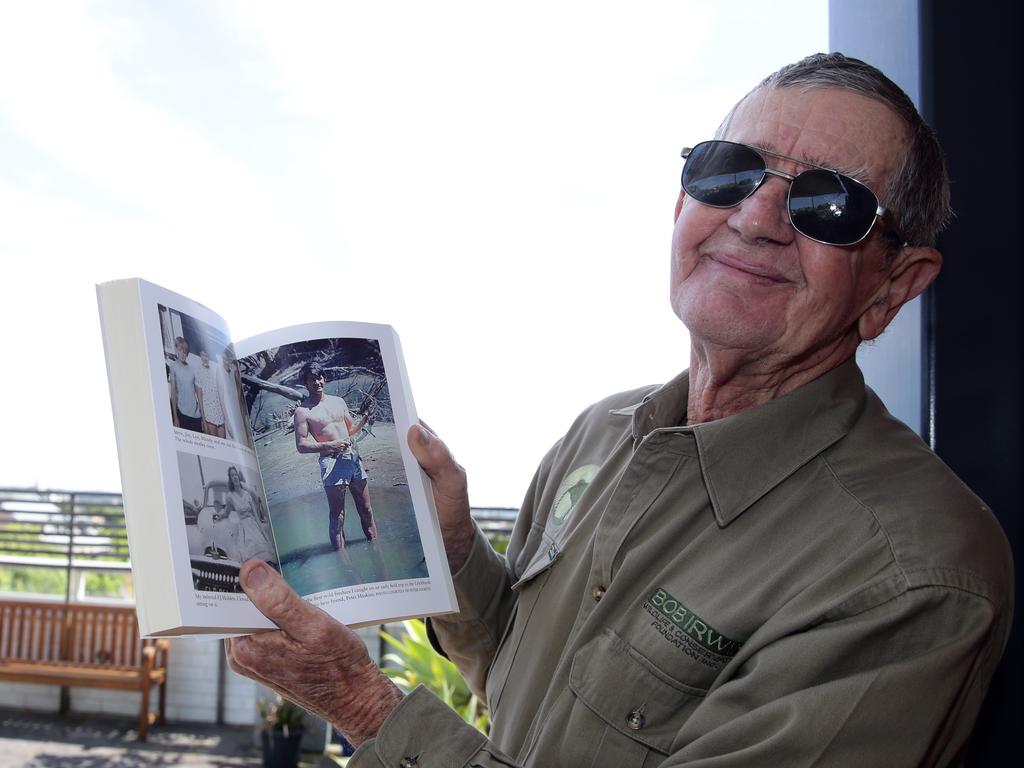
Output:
top-left (569, 629), bottom-right (704, 754)
top-left (511, 529), bottom-right (561, 589)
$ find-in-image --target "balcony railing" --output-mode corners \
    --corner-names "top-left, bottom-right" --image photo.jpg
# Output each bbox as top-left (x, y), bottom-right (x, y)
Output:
top-left (0, 488), bottom-right (130, 602)
top-left (1, 487), bottom-right (518, 602)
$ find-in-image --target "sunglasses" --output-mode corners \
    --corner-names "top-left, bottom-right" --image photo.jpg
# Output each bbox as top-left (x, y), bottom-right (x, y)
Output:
top-left (680, 140), bottom-right (898, 247)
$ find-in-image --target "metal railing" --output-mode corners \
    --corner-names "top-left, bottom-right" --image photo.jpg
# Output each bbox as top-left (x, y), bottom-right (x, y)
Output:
top-left (469, 507), bottom-right (519, 541)
top-left (1, 488), bottom-right (518, 598)
top-left (0, 488), bottom-right (130, 602)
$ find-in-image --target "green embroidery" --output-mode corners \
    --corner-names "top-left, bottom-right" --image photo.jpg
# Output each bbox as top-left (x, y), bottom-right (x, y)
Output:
top-left (646, 588), bottom-right (742, 659)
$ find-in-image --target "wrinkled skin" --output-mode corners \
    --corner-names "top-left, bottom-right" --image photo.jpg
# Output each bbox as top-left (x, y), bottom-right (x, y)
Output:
top-left (671, 87), bottom-right (941, 423)
top-left (224, 422), bottom-right (473, 745)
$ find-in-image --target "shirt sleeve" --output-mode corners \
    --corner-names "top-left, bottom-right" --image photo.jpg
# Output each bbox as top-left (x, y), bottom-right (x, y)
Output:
top-left (425, 526), bottom-right (517, 699)
top-left (426, 446), bottom-right (560, 700)
top-left (348, 686), bottom-right (519, 768)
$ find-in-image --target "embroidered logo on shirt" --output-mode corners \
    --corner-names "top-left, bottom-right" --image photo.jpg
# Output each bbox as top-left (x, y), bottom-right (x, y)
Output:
top-left (550, 464), bottom-right (598, 526)
top-left (643, 588), bottom-right (743, 667)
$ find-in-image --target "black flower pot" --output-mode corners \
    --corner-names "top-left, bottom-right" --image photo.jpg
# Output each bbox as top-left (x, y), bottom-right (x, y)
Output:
top-left (260, 727), bottom-right (304, 768)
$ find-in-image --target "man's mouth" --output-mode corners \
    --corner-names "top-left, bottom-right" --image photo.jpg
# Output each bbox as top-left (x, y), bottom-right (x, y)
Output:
top-left (706, 252), bottom-right (790, 284)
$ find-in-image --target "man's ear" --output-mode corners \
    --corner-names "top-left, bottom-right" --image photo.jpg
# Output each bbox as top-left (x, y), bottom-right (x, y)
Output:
top-left (859, 245), bottom-right (943, 341)
top-left (674, 189), bottom-right (686, 222)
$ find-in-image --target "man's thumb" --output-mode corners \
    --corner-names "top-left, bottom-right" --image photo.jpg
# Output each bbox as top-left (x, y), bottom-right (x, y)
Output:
top-left (239, 560), bottom-right (314, 636)
top-left (408, 424), bottom-right (458, 481)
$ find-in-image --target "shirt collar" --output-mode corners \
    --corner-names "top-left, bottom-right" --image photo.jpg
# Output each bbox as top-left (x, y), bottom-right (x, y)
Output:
top-left (609, 367), bottom-right (691, 437)
top-left (611, 358), bottom-right (866, 526)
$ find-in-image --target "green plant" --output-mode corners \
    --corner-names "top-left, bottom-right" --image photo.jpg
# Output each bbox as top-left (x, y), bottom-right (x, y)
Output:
top-left (489, 536), bottom-right (510, 555)
top-left (84, 571), bottom-right (133, 599)
top-left (0, 565), bottom-right (67, 596)
top-left (258, 694), bottom-right (306, 736)
top-left (380, 619), bottom-right (489, 733)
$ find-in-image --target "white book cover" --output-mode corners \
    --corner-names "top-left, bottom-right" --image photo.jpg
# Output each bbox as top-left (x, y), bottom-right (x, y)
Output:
top-left (97, 278), bottom-right (457, 637)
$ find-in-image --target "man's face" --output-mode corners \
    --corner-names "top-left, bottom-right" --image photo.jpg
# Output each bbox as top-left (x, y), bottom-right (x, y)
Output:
top-left (670, 87), bottom-right (909, 367)
top-left (200, 350), bottom-right (210, 366)
top-left (306, 372), bottom-right (325, 394)
top-left (176, 343), bottom-right (188, 363)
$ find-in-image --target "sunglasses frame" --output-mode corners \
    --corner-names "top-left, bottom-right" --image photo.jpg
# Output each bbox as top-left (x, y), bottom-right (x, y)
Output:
top-left (680, 140), bottom-right (898, 247)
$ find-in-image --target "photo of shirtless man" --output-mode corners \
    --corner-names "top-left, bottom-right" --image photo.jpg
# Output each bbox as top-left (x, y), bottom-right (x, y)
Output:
top-left (293, 361), bottom-right (378, 553)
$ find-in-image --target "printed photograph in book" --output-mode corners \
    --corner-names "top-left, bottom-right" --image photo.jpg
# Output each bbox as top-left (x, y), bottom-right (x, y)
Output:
top-left (159, 303), bottom-right (253, 450)
top-left (239, 337), bottom-right (427, 595)
top-left (178, 452), bottom-right (275, 593)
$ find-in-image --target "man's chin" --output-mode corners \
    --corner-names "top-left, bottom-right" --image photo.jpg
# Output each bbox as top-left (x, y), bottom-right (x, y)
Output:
top-left (678, 306), bottom-right (780, 355)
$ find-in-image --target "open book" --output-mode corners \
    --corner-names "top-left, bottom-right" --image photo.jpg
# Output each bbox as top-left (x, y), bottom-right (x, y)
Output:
top-left (97, 278), bottom-right (457, 637)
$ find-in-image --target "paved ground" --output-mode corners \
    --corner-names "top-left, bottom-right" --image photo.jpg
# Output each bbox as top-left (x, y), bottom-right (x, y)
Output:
top-left (0, 709), bottom-right (337, 768)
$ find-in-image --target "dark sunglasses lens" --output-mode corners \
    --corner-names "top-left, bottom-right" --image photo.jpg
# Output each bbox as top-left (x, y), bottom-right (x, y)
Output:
top-left (682, 142), bottom-right (765, 206)
top-left (789, 169), bottom-right (878, 245)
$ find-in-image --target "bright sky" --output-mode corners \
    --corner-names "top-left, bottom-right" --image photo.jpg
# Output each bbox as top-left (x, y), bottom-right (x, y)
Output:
top-left (0, 1), bottom-right (826, 507)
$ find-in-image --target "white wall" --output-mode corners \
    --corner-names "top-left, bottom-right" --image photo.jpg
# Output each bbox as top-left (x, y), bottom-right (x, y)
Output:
top-left (0, 637), bottom-right (254, 725)
top-left (831, 0), bottom-right (928, 437)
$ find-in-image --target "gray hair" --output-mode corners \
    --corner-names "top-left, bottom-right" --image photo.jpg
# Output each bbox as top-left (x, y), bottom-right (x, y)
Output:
top-left (726, 53), bottom-right (951, 248)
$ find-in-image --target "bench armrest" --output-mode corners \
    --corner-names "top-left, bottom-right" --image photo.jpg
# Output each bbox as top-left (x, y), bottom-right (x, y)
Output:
top-left (155, 639), bottom-right (170, 670)
top-left (144, 639), bottom-right (170, 672)
top-left (142, 640), bottom-right (169, 671)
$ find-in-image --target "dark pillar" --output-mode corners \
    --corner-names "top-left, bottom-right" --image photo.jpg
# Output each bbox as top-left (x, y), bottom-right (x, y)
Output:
top-left (921, 1), bottom-right (1022, 763)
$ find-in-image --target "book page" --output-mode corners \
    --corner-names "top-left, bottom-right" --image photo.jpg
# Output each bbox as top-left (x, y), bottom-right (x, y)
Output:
top-left (235, 323), bottom-right (457, 627)
top-left (129, 280), bottom-right (277, 633)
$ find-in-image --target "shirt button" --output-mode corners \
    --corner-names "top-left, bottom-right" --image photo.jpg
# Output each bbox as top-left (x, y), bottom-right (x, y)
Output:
top-left (399, 758), bottom-right (419, 768)
top-left (626, 708), bottom-right (646, 730)
top-left (590, 585), bottom-right (606, 602)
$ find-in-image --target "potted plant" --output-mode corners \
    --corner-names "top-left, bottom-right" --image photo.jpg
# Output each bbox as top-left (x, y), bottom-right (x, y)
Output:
top-left (258, 694), bottom-right (306, 768)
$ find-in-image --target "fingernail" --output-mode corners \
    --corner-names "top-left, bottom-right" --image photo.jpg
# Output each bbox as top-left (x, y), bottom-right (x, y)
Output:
top-left (245, 562), bottom-right (270, 589)
top-left (416, 425), bottom-right (431, 445)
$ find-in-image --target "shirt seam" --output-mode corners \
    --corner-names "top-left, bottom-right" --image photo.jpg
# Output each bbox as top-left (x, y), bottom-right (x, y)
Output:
top-left (899, 566), bottom-right (1003, 603)
top-left (824, 580), bottom-right (1001, 625)
top-left (821, 453), bottom-right (910, 590)
top-left (821, 455), bottom-right (1001, 600)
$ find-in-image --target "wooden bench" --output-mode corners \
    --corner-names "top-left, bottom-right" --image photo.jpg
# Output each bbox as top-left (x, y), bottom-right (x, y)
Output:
top-left (0, 599), bottom-right (169, 740)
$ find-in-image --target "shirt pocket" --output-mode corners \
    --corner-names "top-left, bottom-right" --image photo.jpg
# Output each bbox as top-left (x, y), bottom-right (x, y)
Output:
top-left (568, 628), bottom-right (705, 765)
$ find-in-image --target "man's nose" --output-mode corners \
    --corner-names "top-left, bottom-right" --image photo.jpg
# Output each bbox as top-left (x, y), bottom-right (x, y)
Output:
top-left (726, 177), bottom-right (795, 245)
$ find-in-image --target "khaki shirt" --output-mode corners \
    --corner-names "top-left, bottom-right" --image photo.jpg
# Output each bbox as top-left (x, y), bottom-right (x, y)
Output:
top-left (352, 360), bottom-right (1013, 767)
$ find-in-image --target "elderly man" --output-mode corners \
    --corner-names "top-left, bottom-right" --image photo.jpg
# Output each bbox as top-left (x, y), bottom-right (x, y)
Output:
top-left (225, 54), bottom-right (1012, 767)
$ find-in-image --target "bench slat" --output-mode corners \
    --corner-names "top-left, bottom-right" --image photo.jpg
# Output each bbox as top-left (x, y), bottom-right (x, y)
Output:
top-left (0, 661), bottom-right (164, 687)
